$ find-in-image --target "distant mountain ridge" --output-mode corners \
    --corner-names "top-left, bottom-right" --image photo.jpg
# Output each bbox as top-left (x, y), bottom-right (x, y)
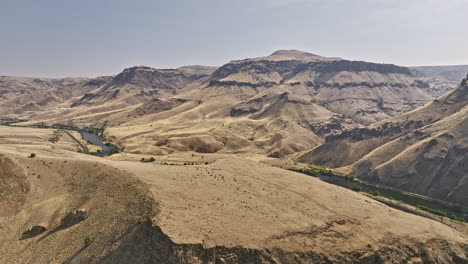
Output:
top-left (410, 65), bottom-right (468, 97)
top-left (411, 65), bottom-right (468, 82)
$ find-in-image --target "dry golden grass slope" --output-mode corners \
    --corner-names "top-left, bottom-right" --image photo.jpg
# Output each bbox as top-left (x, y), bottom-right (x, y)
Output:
top-left (1, 125), bottom-right (468, 263)
top-left (299, 75), bottom-right (468, 206)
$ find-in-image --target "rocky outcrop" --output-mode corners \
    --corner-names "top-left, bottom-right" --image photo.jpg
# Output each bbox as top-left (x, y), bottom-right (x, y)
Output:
top-left (311, 60), bottom-right (412, 75)
top-left (61, 209), bottom-right (88, 227)
top-left (461, 73), bottom-right (468, 86)
top-left (21, 225), bottom-right (47, 239)
top-left (325, 120), bottom-right (425, 143)
top-left (209, 79), bottom-right (278, 88)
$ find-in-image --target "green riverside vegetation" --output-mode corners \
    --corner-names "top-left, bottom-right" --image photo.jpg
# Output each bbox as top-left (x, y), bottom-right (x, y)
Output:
top-left (289, 165), bottom-right (467, 222)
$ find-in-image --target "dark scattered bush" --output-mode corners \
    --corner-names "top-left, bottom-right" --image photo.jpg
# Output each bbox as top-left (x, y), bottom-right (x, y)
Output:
top-left (84, 234), bottom-right (95, 247)
top-left (345, 175), bottom-right (356, 181)
top-left (183, 162), bottom-right (198, 166)
top-left (140, 157), bottom-right (156, 163)
top-left (352, 186), bottom-right (362, 192)
top-left (28, 153), bottom-right (36, 158)
top-left (369, 190), bottom-right (379, 196)
top-left (109, 145), bottom-right (120, 155)
top-left (377, 97), bottom-right (384, 108)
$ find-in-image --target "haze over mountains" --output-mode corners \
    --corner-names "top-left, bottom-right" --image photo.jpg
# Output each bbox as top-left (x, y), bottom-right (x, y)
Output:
top-left (1, 50), bottom-right (468, 263)
top-left (410, 65), bottom-right (468, 97)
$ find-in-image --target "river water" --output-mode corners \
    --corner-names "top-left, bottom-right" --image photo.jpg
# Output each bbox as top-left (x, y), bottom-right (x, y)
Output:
top-left (79, 130), bottom-right (115, 157)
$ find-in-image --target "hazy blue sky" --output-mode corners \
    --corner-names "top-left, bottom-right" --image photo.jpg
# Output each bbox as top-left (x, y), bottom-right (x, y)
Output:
top-left (1, 0), bottom-right (466, 77)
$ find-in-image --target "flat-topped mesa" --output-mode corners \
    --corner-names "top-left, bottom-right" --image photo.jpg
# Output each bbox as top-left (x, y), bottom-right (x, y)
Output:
top-left (106, 66), bottom-right (193, 90)
top-left (122, 65), bottom-right (157, 72)
top-left (110, 65), bottom-right (216, 89)
top-left (113, 66), bottom-right (179, 84)
top-left (270, 49), bottom-right (319, 57)
top-left (268, 49), bottom-right (344, 61)
top-left (312, 60), bottom-right (413, 76)
top-left (210, 51), bottom-right (414, 87)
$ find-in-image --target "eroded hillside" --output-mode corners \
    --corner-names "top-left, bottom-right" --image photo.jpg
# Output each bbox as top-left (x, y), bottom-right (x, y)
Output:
top-left (299, 74), bottom-right (468, 206)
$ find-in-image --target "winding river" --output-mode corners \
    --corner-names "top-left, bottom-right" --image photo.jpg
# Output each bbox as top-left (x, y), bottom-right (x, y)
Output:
top-left (79, 130), bottom-right (115, 157)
